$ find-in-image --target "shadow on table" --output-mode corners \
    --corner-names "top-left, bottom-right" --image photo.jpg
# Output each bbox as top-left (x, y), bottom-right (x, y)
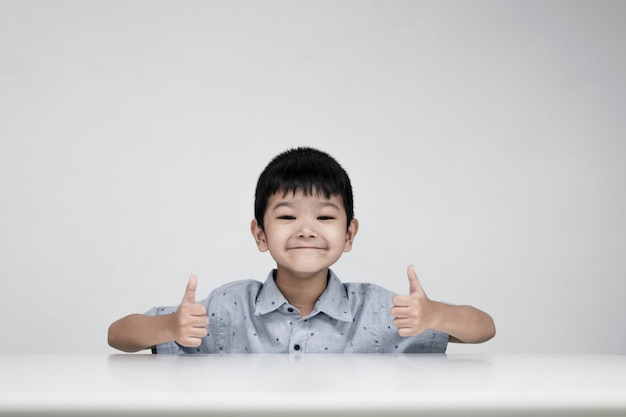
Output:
top-left (107, 353), bottom-right (495, 392)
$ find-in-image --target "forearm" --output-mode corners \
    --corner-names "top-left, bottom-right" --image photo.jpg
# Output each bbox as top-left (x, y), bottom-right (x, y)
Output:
top-left (432, 303), bottom-right (496, 343)
top-left (107, 314), bottom-right (176, 352)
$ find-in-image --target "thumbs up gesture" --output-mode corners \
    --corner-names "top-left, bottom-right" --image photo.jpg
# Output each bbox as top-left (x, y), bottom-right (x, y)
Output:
top-left (391, 265), bottom-right (438, 337)
top-left (173, 275), bottom-right (209, 347)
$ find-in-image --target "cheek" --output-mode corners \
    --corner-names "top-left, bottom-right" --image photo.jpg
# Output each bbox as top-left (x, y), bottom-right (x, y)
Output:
top-left (328, 228), bottom-right (350, 245)
top-left (264, 227), bottom-right (290, 245)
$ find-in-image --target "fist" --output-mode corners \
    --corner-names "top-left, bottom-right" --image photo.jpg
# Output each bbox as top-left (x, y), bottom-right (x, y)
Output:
top-left (173, 275), bottom-right (209, 347)
top-left (390, 265), bottom-right (436, 337)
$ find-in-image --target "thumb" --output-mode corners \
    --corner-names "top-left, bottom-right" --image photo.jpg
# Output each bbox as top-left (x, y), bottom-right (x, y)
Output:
top-left (407, 265), bottom-right (424, 295)
top-left (181, 275), bottom-right (197, 305)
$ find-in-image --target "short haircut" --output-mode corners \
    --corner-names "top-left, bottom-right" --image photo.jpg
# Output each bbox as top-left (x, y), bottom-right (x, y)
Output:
top-left (254, 147), bottom-right (354, 231)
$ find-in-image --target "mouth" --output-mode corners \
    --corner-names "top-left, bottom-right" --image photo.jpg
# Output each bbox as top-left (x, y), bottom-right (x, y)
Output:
top-left (288, 246), bottom-right (326, 250)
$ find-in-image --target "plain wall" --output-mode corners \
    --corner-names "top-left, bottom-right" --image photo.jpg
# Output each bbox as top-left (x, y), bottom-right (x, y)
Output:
top-left (1, 0), bottom-right (625, 354)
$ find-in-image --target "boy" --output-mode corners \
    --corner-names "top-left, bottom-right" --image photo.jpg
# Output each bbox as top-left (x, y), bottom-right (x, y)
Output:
top-left (108, 147), bottom-right (495, 353)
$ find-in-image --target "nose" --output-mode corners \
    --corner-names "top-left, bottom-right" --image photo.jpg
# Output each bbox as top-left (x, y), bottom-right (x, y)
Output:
top-left (296, 220), bottom-right (317, 238)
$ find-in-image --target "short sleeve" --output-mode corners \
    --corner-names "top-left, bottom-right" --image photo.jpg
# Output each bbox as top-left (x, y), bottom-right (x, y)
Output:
top-left (399, 329), bottom-right (449, 353)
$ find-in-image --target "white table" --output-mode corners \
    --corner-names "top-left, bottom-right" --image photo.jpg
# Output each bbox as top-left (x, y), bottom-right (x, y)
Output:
top-left (1, 354), bottom-right (625, 416)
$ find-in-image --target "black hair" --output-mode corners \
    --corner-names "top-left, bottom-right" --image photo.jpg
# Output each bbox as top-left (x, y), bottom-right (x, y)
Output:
top-left (254, 147), bottom-right (354, 231)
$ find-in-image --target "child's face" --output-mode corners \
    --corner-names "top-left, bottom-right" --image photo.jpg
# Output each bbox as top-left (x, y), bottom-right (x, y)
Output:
top-left (251, 189), bottom-right (358, 278)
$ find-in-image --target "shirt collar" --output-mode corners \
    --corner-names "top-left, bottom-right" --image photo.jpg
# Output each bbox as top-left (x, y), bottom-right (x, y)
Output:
top-left (254, 269), bottom-right (354, 322)
top-left (254, 270), bottom-right (289, 316)
top-left (315, 270), bottom-right (354, 322)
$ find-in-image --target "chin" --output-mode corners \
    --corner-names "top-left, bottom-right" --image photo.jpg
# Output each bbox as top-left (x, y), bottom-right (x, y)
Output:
top-left (279, 265), bottom-right (331, 278)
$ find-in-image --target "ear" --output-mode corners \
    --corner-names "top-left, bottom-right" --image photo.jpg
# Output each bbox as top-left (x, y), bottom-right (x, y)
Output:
top-left (343, 218), bottom-right (359, 252)
top-left (250, 219), bottom-right (269, 252)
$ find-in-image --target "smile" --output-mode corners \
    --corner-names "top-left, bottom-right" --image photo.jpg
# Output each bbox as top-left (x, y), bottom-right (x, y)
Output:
top-left (288, 246), bottom-right (326, 250)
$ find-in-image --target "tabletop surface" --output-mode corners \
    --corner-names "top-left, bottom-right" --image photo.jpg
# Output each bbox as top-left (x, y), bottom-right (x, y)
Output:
top-left (1, 353), bottom-right (625, 416)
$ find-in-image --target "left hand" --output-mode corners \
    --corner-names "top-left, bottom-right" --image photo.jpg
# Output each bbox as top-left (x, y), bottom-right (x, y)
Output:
top-left (391, 265), bottom-right (439, 337)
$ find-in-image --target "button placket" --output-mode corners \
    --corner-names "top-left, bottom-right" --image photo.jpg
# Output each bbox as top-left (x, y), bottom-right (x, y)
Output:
top-left (289, 316), bottom-right (309, 353)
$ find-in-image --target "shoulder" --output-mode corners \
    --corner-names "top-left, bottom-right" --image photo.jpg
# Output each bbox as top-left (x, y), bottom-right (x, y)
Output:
top-left (210, 279), bottom-right (263, 294)
top-left (145, 279), bottom-right (264, 314)
top-left (204, 279), bottom-right (263, 302)
top-left (327, 269), bottom-right (396, 303)
top-left (344, 281), bottom-right (395, 300)
top-left (339, 281), bottom-right (398, 313)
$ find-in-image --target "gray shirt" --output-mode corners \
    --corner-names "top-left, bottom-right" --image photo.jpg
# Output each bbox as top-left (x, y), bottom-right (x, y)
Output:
top-left (146, 269), bottom-right (448, 354)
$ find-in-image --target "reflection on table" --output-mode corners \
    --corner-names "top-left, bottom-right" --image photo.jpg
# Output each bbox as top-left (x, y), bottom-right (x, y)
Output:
top-left (1, 353), bottom-right (625, 416)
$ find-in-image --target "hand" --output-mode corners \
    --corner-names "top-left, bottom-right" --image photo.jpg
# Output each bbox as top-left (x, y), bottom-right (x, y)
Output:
top-left (173, 275), bottom-right (209, 347)
top-left (391, 265), bottom-right (438, 337)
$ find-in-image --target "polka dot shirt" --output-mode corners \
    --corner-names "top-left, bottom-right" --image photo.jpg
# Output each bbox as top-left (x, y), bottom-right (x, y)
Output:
top-left (146, 270), bottom-right (448, 354)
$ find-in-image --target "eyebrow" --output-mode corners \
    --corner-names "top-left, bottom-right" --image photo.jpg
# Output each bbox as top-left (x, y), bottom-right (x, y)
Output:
top-left (271, 201), bottom-right (341, 211)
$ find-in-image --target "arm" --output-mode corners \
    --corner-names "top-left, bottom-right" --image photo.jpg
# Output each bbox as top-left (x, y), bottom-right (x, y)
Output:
top-left (108, 313), bottom-right (178, 353)
top-left (420, 303), bottom-right (495, 343)
top-left (391, 266), bottom-right (496, 343)
top-left (107, 275), bottom-right (210, 352)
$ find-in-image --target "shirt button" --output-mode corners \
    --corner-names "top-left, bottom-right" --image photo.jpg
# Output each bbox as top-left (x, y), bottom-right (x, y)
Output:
top-left (287, 307), bottom-right (294, 313)
top-left (293, 344), bottom-right (301, 351)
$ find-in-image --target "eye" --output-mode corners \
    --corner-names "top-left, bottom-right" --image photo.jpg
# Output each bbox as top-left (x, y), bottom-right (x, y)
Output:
top-left (317, 216), bottom-right (335, 221)
top-left (278, 215), bottom-right (296, 220)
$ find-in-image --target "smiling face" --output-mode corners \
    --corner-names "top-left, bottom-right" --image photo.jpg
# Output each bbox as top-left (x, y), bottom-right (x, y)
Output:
top-left (251, 189), bottom-right (358, 281)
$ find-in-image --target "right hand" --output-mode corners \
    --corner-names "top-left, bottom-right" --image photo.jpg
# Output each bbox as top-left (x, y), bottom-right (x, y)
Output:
top-left (173, 275), bottom-right (209, 347)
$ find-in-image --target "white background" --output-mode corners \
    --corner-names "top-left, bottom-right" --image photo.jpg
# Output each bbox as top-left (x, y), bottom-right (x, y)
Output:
top-left (1, 0), bottom-right (624, 354)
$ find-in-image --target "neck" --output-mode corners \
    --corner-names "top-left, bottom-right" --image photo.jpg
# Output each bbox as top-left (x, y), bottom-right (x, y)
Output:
top-left (274, 268), bottom-right (329, 316)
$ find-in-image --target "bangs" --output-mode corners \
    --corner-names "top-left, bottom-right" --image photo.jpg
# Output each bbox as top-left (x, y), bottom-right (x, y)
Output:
top-left (254, 147), bottom-right (354, 230)
top-left (273, 177), bottom-right (339, 201)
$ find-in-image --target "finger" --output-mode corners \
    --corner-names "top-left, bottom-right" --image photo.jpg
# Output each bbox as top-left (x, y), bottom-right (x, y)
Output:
top-left (187, 303), bottom-right (208, 317)
top-left (181, 275), bottom-right (197, 305)
top-left (390, 302), bottom-right (411, 313)
top-left (390, 305), bottom-right (413, 318)
top-left (397, 327), bottom-right (417, 337)
top-left (392, 295), bottom-right (414, 307)
top-left (179, 337), bottom-right (203, 348)
top-left (188, 326), bottom-right (208, 337)
top-left (407, 265), bottom-right (425, 295)
top-left (393, 317), bottom-right (413, 328)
